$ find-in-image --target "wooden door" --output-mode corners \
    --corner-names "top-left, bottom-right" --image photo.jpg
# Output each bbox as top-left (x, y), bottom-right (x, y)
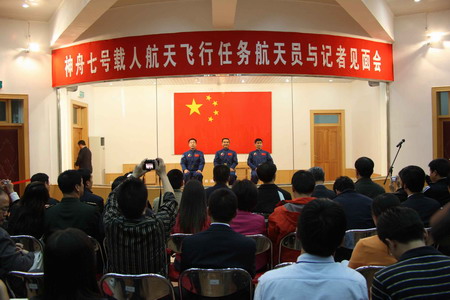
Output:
top-left (311, 111), bottom-right (345, 181)
top-left (0, 95), bottom-right (29, 195)
top-left (72, 101), bottom-right (89, 168)
top-left (442, 120), bottom-right (450, 159)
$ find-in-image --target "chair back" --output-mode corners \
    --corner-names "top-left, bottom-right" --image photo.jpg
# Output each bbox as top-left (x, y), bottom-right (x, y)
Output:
top-left (246, 234), bottom-right (273, 269)
top-left (100, 273), bottom-right (175, 300)
top-left (278, 232), bottom-right (301, 264)
top-left (10, 235), bottom-right (44, 253)
top-left (274, 262), bottom-right (295, 269)
top-left (178, 268), bottom-right (252, 299)
top-left (355, 265), bottom-right (385, 294)
top-left (88, 235), bottom-right (107, 274)
top-left (167, 233), bottom-right (192, 254)
top-left (7, 271), bottom-right (44, 299)
top-left (343, 228), bottom-right (377, 249)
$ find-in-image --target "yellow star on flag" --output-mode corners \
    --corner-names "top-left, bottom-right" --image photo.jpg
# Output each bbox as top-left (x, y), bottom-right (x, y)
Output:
top-left (208, 116), bottom-right (214, 122)
top-left (206, 95), bottom-right (212, 101)
top-left (213, 110), bottom-right (219, 115)
top-left (186, 99), bottom-right (203, 115)
top-left (213, 101), bottom-right (218, 106)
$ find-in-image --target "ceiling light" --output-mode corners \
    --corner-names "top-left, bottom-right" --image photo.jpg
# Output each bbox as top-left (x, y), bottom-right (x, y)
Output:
top-left (414, 0), bottom-right (421, 2)
top-left (22, 3), bottom-right (29, 8)
top-left (329, 79), bottom-right (334, 82)
top-left (28, 42), bottom-right (39, 52)
top-left (428, 32), bottom-right (444, 43)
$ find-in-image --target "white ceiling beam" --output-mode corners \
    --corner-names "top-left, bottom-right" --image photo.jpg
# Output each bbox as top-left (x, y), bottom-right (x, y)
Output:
top-left (50, 0), bottom-right (119, 48)
top-left (212, 0), bottom-right (237, 29)
top-left (336, 0), bottom-right (394, 41)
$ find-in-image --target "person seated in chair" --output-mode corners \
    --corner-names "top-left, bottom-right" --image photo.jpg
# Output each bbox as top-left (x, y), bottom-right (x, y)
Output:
top-left (181, 188), bottom-right (256, 277)
top-left (372, 207), bottom-right (450, 299)
top-left (255, 199), bottom-right (367, 300)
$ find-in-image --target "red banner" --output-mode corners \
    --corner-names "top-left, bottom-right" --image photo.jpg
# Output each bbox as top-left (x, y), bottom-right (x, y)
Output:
top-left (174, 92), bottom-right (272, 154)
top-left (52, 31), bottom-right (393, 87)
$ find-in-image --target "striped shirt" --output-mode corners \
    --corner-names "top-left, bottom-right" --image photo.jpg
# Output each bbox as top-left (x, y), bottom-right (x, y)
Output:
top-left (372, 246), bottom-right (450, 299)
top-left (103, 185), bottom-right (177, 276)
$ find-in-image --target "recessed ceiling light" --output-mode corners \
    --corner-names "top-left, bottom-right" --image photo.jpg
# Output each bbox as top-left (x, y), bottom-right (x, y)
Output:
top-left (329, 79), bottom-right (334, 82)
top-left (22, 3), bottom-right (30, 8)
top-left (414, 0), bottom-right (421, 2)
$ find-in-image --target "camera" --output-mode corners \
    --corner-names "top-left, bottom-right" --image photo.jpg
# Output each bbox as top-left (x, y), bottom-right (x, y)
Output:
top-left (391, 176), bottom-right (397, 183)
top-left (144, 159), bottom-right (156, 171)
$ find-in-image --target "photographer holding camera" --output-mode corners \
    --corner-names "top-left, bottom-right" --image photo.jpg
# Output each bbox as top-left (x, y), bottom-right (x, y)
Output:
top-left (103, 158), bottom-right (178, 275)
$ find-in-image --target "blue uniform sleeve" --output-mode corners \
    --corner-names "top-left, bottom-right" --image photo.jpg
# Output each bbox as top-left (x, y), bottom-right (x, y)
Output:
top-left (247, 152), bottom-right (256, 170)
top-left (230, 151), bottom-right (238, 169)
top-left (267, 152), bottom-right (274, 164)
top-left (180, 153), bottom-right (187, 171)
top-left (198, 152), bottom-right (205, 171)
top-left (213, 151), bottom-right (220, 166)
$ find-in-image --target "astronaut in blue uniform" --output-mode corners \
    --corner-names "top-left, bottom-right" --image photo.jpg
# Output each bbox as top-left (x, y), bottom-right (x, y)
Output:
top-left (180, 138), bottom-right (205, 183)
top-left (213, 138), bottom-right (238, 185)
top-left (247, 138), bottom-right (273, 184)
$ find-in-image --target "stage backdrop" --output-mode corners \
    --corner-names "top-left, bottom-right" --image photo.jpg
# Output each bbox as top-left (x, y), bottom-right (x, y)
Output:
top-left (174, 92), bottom-right (272, 154)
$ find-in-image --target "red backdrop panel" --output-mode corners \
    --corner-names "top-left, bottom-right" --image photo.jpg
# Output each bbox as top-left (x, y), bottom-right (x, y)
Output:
top-left (174, 92), bottom-right (272, 154)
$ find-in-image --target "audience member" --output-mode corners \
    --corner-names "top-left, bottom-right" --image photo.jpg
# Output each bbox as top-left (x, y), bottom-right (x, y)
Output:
top-left (110, 174), bottom-right (129, 191)
top-left (230, 179), bottom-right (266, 271)
top-left (78, 168), bottom-right (104, 213)
top-left (348, 193), bottom-right (400, 269)
top-left (399, 165), bottom-right (440, 227)
top-left (309, 166), bottom-right (336, 199)
top-left (41, 228), bottom-right (103, 300)
top-left (424, 158), bottom-right (450, 206)
top-left (173, 180), bottom-right (209, 234)
top-left (430, 207), bottom-right (450, 256)
top-left (0, 189), bottom-right (34, 278)
top-left (8, 182), bottom-right (48, 238)
top-left (372, 207), bottom-right (450, 299)
top-left (389, 174), bottom-right (408, 202)
top-left (333, 176), bottom-right (375, 229)
top-left (172, 180), bottom-right (210, 270)
top-left (205, 165), bottom-right (230, 200)
top-left (354, 157), bottom-right (385, 199)
top-left (253, 162), bottom-right (292, 214)
top-left (30, 173), bottom-right (59, 205)
top-left (103, 158), bottom-right (177, 275)
top-left (255, 199), bottom-right (367, 300)
top-left (181, 188), bottom-right (256, 277)
top-left (44, 170), bottom-right (102, 242)
top-left (268, 170), bottom-right (315, 263)
top-left (75, 139), bottom-right (92, 172)
top-left (153, 169), bottom-right (183, 213)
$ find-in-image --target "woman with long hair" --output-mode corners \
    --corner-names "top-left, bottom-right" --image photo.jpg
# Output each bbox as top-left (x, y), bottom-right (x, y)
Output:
top-left (8, 182), bottom-right (49, 238)
top-left (173, 180), bottom-right (209, 234)
top-left (42, 228), bottom-right (103, 300)
top-left (171, 180), bottom-right (210, 272)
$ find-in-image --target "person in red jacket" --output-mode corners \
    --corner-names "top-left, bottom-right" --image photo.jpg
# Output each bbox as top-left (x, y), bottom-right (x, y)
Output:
top-left (268, 170), bottom-right (316, 264)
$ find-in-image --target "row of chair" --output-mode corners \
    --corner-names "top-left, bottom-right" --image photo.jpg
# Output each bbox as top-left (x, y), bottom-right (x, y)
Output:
top-left (7, 264), bottom-right (387, 300)
top-left (7, 268), bottom-right (255, 300)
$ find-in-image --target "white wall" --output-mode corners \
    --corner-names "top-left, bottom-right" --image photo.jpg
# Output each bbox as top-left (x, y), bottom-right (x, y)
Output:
top-left (0, 18), bottom-right (58, 182)
top-left (71, 78), bottom-right (386, 175)
top-left (390, 9), bottom-right (450, 173)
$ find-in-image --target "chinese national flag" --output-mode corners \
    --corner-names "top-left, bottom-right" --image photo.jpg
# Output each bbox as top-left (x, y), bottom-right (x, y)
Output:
top-left (174, 92), bottom-right (272, 154)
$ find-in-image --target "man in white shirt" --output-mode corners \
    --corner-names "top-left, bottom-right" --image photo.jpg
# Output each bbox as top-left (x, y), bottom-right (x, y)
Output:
top-left (255, 199), bottom-right (368, 300)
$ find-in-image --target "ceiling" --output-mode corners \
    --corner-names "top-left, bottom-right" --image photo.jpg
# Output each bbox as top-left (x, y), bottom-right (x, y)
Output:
top-left (0, 0), bottom-right (449, 22)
